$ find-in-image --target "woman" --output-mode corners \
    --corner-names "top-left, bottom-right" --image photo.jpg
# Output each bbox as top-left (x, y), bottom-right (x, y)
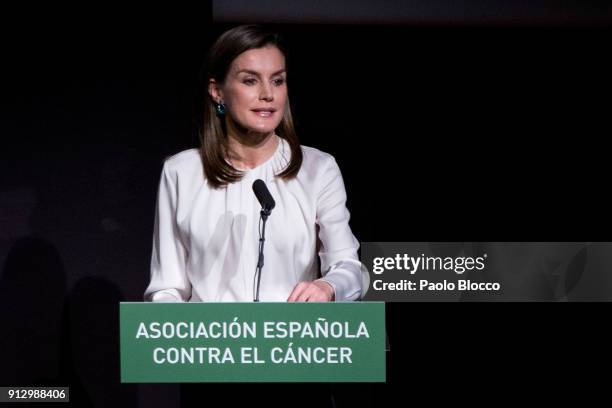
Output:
top-left (144, 24), bottom-right (368, 303)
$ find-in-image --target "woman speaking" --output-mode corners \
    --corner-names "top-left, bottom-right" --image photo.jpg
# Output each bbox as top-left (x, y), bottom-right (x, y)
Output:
top-left (144, 24), bottom-right (368, 303)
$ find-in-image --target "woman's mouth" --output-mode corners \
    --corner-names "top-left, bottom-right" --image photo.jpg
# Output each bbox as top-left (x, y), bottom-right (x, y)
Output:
top-left (251, 109), bottom-right (276, 118)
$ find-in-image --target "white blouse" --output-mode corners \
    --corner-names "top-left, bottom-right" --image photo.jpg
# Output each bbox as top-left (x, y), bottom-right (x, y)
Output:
top-left (144, 136), bottom-right (368, 302)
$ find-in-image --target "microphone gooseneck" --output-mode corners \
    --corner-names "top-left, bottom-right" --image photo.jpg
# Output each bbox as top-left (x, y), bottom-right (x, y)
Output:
top-left (252, 179), bottom-right (275, 302)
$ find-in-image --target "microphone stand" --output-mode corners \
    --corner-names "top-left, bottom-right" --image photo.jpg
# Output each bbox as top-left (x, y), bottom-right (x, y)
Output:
top-left (254, 206), bottom-right (271, 302)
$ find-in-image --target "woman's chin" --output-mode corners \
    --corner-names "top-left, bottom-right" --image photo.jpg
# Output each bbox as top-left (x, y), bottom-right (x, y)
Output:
top-left (245, 124), bottom-right (278, 135)
top-left (229, 116), bottom-right (281, 137)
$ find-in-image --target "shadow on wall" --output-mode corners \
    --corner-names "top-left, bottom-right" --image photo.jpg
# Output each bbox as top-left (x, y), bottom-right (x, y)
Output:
top-left (0, 237), bottom-right (66, 387)
top-left (0, 238), bottom-right (137, 407)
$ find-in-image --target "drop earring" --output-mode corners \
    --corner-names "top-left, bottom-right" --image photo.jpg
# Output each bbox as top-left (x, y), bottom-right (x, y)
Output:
top-left (215, 100), bottom-right (226, 116)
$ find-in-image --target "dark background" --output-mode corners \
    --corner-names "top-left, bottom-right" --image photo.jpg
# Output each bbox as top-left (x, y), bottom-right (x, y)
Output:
top-left (1, 1), bottom-right (611, 406)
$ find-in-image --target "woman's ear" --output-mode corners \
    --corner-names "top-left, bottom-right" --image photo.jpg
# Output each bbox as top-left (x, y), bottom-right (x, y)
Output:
top-left (208, 78), bottom-right (223, 103)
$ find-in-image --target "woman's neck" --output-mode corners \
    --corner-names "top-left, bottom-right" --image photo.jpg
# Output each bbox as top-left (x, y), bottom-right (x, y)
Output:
top-left (225, 130), bottom-right (279, 170)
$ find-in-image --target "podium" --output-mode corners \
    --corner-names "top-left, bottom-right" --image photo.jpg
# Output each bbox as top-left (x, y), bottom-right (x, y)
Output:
top-left (120, 302), bottom-right (386, 383)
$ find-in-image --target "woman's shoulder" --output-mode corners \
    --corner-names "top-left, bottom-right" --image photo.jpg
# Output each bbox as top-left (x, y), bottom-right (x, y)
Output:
top-left (295, 144), bottom-right (343, 184)
top-left (300, 144), bottom-right (336, 167)
top-left (162, 148), bottom-right (201, 174)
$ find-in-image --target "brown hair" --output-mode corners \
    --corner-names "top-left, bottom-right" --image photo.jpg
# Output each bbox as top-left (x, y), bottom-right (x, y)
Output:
top-left (200, 24), bottom-right (302, 188)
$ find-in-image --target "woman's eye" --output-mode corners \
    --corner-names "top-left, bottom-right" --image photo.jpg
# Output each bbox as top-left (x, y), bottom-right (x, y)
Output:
top-left (273, 78), bottom-right (285, 86)
top-left (243, 78), bottom-right (256, 85)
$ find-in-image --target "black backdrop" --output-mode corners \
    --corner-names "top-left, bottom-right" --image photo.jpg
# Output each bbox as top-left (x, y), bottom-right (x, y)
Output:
top-left (1, 2), bottom-right (611, 407)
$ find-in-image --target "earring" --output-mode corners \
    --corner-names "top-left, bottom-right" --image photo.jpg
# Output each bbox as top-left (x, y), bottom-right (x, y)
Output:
top-left (215, 100), bottom-right (226, 116)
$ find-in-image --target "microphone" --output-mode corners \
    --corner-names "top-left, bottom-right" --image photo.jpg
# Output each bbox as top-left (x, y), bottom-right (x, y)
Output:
top-left (252, 179), bottom-right (275, 302)
top-left (252, 179), bottom-right (275, 214)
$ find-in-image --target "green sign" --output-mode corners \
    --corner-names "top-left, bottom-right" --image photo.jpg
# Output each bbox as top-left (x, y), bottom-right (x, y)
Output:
top-left (120, 302), bottom-right (385, 383)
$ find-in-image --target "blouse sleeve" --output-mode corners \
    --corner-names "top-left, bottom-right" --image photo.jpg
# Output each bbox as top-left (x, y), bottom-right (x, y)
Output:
top-left (315, 156), bottom-right (370, 301)
top-left (143, 161), bottom-right (192, 302)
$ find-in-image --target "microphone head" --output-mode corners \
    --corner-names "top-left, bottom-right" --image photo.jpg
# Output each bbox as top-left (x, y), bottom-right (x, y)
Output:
top-left (252, 179), bottom-right (276, 211)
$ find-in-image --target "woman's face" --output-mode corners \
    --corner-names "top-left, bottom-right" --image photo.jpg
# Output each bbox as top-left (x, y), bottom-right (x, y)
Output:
top-left (212, 45), bottom-right (287, 136)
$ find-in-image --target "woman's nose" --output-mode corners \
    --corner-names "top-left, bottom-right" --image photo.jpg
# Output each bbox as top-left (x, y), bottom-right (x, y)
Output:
top-left (259, 83), bottom-right (273, 101)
